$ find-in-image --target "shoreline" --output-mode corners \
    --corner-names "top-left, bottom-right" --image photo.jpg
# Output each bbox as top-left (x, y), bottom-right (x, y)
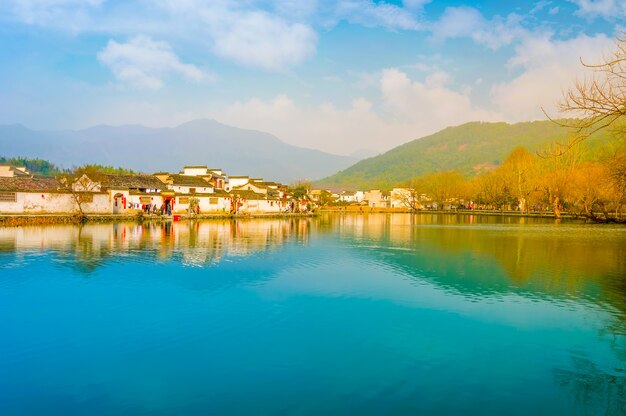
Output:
top-left (320, 207), bottom-right (574, 219)
top-left (0, 212), bottom-right (319, 227)
top-left (320, 207), bottom-right (626, 223)
top-left (1, 209), bottom-right (623, 226)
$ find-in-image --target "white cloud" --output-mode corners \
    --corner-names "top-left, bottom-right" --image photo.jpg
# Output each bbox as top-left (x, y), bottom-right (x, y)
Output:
top-left (271, 0), bottom-right (320, 20)
top-left (2, 0), bottom-right (543, 73)
top-left (147, 1), bottom-right (319, 71)
top-left (97, 35), bottom-right (208, 90)
top-left (531, 1), bottom-right (552, 14)
top-left (379, 68), bottom-right (498, 125)
top-left (216, 95), bottom-right (394, 154)
top-left (5, 0), bottom-right (103, 29)
top-left (430, 6), bottom-right (525, 49)
top-left (214, 68), bottom-right (499, 154)
top-left (570, 0), bottom-right (626, 18)
top-left (210, 11), bottom-right (317, 70)
top-left (490, 33), bottom-right (615, 121)
top-left (403, 0), bottom-right (432, 10)
top-left (331, 0), bottom-right (422, 30)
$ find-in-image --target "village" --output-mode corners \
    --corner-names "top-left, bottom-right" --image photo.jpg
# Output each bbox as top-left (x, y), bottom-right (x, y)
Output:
top-left (0, 163), bottom-right (429, 217)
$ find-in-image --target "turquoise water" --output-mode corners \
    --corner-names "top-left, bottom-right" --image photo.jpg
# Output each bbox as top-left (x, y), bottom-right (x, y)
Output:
top-left (1, 214), bottom-right (625, 415)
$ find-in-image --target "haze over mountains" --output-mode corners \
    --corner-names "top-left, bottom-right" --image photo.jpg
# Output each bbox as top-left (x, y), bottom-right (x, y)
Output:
top-left (2, 119), bottom-right (619, 189)
top-left (0, 119), bottom-right (357, 183)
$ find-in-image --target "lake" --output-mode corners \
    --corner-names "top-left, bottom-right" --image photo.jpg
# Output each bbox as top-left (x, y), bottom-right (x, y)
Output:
top-left (1, 214), bottom-right (625, 415)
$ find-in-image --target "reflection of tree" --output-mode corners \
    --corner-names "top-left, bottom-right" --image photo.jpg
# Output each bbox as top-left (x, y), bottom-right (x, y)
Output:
top-left (54, 225), bottom-right (109, 275)
top-left (323, 213), bottom-right (626, 413)
top-left (554, 356), bottom-right (626, 416)
top-left (324, 213), bottom-right (626, 317)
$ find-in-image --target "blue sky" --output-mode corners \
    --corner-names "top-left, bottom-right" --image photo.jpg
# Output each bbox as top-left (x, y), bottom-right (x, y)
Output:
top-left (0, 0), bottom-right (621, 155)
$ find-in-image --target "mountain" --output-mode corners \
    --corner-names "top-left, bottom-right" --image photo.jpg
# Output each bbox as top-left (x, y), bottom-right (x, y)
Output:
top-left (0, 119), bottom-right (357, 183)
top-left (317, 120), bottom-right (620, 190)
top-left (349, 149), bottom-right (381, 159)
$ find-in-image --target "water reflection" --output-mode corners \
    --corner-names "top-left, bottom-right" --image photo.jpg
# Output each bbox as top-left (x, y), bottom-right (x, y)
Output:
top-left (1, 214), bottom-right (625, 415)
top-left (1, 214), bottom-right (624, 312)
top-left (1, 214), bottom-right (624, 313)
top-left (555, 355), bottom-right (626, 415)
top-left (323, 214), bottom-right (626, 320)
top-left (0, 218), bottom-right (313, 272)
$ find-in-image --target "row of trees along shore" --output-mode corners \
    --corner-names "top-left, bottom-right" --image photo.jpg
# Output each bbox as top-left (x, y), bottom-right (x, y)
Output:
top-left (404, 34), bottom-right (626, 222)
top-left (403, 141), bottom-right (625, 220)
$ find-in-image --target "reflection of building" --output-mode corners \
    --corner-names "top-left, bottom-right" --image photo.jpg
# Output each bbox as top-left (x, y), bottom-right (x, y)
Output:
top-left (0, 218), bottom-right (313, 269)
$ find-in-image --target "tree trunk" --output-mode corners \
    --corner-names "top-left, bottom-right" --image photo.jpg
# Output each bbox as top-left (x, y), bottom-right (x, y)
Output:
top-left (552, 196), bottom-right (561, 218)
top-left (72, 193), bottom-right (85, 218)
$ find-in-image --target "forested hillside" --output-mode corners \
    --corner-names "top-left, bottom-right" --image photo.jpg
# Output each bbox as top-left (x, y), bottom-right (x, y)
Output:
top-left (0, 156), bottom-right (61, 176)
top-left (317, 120), bottom-right (618, 190)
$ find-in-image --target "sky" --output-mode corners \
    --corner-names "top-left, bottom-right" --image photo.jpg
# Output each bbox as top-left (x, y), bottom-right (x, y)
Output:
top-left (0, 0), bottom-right (622, 156)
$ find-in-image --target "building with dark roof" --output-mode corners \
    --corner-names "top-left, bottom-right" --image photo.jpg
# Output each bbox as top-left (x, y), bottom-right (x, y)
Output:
top-left (101, 174), bottom-right (164, 192)
top-left (0, 177), bottom-right (59, 192)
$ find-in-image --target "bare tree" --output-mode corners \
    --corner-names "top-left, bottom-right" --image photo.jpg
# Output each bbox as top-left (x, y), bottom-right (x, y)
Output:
top-left (56, 166), bottom-right (104, 219)
top-left (415, 171), bottom-right (466, 210)
top-left (393, 183), bottom-right (421, 211)
top-left (189, 196), bottom-right (200, 216)
top-left (546, 34), bottom-right (626, 154)
top-left (290, 179), bottom-right (312, 193)
top-left (607, 147), bottom-right (626, 219)
top-left (501, 147), bottom-right (538, 212)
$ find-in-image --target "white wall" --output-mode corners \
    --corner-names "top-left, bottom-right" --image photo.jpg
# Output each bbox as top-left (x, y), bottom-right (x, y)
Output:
top-left (182, 167), bottom-right (208, 176)
top-left (198, 196), bottom-right (230, 213)
top-left (240, 199), bottom-right (282, 213)
top-left (0, 192), bottom-right (111, 214)
top-left (171, 185), bottom-right (214, 194)
top-left (228, 177), bottom-right (249, 188)
top-left (171, 195), bottom-right (230, 214)
top-left (1, 192), bottom-right (293, 215)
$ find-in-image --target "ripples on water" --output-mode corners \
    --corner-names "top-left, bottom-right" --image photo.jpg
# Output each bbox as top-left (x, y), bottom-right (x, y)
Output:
top-left (0, 214), bottom-right (625, 415)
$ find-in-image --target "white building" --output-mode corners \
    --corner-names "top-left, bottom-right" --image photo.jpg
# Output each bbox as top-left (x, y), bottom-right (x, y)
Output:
top-left (0, 165), bottom-right (31, 178)
top-left (363, 190), bottom-right (390, 207)
top-left (339, 190), bottom-right (365, 203)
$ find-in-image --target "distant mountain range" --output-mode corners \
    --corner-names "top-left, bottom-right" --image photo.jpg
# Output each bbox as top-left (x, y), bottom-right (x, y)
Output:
top-left (0, 119), bottom-right (357, 184)
top-left (317, 120), bottom-right (620, 190)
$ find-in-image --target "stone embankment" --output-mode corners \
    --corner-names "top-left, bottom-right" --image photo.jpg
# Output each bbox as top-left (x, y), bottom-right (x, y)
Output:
top-left (321, 206), bottom-right (578, 219)
top-left (0, 212), bottom-right (318, 226)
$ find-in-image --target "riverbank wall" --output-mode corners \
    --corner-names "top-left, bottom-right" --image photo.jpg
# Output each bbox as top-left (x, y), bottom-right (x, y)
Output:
top-left (320, 206), bottom-right (576, 219)
top-left (0, 212), bottom-right (319, 227)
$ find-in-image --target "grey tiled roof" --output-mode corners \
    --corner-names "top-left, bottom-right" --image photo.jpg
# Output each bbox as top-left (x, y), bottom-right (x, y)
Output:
top-left (0, 177), bottom-right (59, 192)
top-left (102, 174), bottom-right (164, 190)
top-left (169, 174), bottom-right (212, 187)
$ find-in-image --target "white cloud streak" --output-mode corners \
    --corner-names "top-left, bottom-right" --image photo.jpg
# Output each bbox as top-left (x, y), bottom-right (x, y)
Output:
top-left (215, 68), bottom-right (500, 154)
top-left (429, 6), bottom-right (525, 49)
top-left (97, 35), bottom-right (209, 89)
top-left (329, 1), bottom-right (422, 30)
top-left (1, 0), bottom-right (434, 71)
top-left (4, 0), bottom-right (104, 29)
top-left (570, 0), bottom-right (626, 18)
top-left (490, 32), bottom-right (615, 121)
top-left (211, 11), bottom-right (317, 70)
